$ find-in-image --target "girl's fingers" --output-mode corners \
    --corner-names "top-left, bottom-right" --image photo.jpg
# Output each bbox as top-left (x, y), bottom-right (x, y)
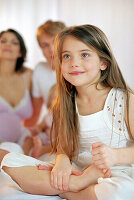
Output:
top-left (92, 154), bottom-right (102, 161)
top-left (94, 160), bottom-right (106, 169)
top-left (62, 174), bottom-right (69, 191)
top-left (50, 171), bottom-right (54, 187)
top-left (57, 173), bottom-right (63, 191)
top-left (92, 142), bottom-right (102, 149)
top-left (92, 148), bottom-right (102, 155)
top-left (53, 176), bottom-right (58, 189)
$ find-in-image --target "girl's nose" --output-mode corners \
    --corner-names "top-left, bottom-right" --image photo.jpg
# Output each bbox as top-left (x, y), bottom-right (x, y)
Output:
top-left (71, 56), bottom-right (79, 67)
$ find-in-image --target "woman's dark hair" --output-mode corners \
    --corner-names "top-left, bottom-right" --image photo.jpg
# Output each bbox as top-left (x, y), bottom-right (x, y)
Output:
top-left (0, 29), bottom-right (27, 72)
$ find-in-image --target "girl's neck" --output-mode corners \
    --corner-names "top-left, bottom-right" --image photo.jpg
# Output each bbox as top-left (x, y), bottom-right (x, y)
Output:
top-left (76, 83), bottom-right (105, 102)
top-left (76, 85), bottom-right (111, 116)
top-left (0, 60), bottom-right (16, 76)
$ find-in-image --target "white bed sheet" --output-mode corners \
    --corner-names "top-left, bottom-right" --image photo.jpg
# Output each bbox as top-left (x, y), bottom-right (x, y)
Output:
top-left (0, 172), bottom-right (65, 200)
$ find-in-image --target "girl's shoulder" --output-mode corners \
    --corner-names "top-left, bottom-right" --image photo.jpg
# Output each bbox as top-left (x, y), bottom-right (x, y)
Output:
top-left (105, 88), bottom-right (126, 110)
top-left (103, 88), bottom-right (128, 135)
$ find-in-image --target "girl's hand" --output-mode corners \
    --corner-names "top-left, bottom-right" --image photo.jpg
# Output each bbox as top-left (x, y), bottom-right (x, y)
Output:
top-left (92, 142), bottom-right (117, 169)
top-left (51, 154), bottom-right (72, 191)
top-left (38, 154), bottom-right (82, 191)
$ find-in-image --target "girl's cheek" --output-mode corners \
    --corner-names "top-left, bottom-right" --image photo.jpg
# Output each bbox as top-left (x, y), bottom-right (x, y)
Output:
top-left (61, 65), bottom-right (66, 73)
top-left (61, 68), bottom-right (65, 77)
top-left (61, 71), bottom-right (66, 78)
top-left (61, 67), bottom-right (67, 77)
top-left (61, 68), bottom-right (66, 73)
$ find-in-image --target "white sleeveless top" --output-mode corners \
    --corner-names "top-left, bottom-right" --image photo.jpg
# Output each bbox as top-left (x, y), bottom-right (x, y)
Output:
top-left (1, 88), bottom-right (134, 200)
top-left (73, 88), bottom-right (132, 170)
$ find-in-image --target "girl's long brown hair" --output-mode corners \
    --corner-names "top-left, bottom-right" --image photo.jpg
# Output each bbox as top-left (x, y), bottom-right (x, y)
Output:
top-left (50, 24), bottom-right (133, 160)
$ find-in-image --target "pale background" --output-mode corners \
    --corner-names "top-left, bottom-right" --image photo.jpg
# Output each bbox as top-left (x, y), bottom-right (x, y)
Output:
top-left (0, 0), bottom-right (134, 88)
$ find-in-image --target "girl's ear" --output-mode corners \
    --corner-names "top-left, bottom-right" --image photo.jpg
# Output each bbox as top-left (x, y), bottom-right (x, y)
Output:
top-left (100, 60), bottom-right (108, 71)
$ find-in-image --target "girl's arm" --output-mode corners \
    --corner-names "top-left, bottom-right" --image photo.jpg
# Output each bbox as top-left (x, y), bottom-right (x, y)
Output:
top-left (92, 142), bottom-right (134, 169)
top-left (92, 93), bottom-right (134, 169)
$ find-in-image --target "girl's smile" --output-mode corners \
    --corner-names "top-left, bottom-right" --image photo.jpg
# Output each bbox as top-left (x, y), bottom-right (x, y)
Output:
top-left (69, 70), bottom-right (85, 76)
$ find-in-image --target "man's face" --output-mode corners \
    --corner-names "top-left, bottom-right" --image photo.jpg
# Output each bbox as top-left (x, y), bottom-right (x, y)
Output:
top-left (38, 33), bottom-right (55, 68)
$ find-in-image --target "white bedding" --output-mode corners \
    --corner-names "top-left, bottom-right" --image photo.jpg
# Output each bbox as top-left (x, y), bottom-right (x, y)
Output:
top-left (0, 172), bottom-right (64, 200)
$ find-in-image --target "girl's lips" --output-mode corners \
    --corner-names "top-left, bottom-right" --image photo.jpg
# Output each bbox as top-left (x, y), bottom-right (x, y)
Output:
top-left (69, 71), bottom-right (84, 75)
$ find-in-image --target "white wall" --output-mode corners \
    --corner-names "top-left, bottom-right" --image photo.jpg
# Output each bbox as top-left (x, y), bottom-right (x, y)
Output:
top-left (0, 0), bottom-right (134, 88)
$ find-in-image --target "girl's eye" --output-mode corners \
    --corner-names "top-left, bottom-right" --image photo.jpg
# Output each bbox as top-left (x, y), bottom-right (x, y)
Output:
top-left (82, 53), bottom-right (89, 58)
top-left (63, 54), bottom-right (70, 59)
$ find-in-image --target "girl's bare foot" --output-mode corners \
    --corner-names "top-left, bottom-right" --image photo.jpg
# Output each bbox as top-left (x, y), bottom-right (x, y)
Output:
top-left (69, 164), bottom-right (111, 192)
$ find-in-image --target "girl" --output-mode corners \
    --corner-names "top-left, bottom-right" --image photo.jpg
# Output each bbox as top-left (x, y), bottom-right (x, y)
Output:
top-left (1, 24), bottom-right (134, 200)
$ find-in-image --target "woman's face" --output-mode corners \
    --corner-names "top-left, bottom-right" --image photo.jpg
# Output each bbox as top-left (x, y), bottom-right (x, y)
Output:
top-left (0, 32), bottom-right (21, 62)
top-left (38, 32), bottom-right (55, 69)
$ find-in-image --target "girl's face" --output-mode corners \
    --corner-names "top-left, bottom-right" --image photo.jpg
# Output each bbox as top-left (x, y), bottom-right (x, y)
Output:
top-left (38, 32), bottom-right (55, 69)
top-left (61, 36), bottom-right (106, 88)
top-left (0, 32), bottom-right (21, 61)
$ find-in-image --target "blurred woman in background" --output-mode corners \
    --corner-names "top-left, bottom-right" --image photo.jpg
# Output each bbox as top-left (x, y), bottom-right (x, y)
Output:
top-left (0, 29), bottom-right (33, 154)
